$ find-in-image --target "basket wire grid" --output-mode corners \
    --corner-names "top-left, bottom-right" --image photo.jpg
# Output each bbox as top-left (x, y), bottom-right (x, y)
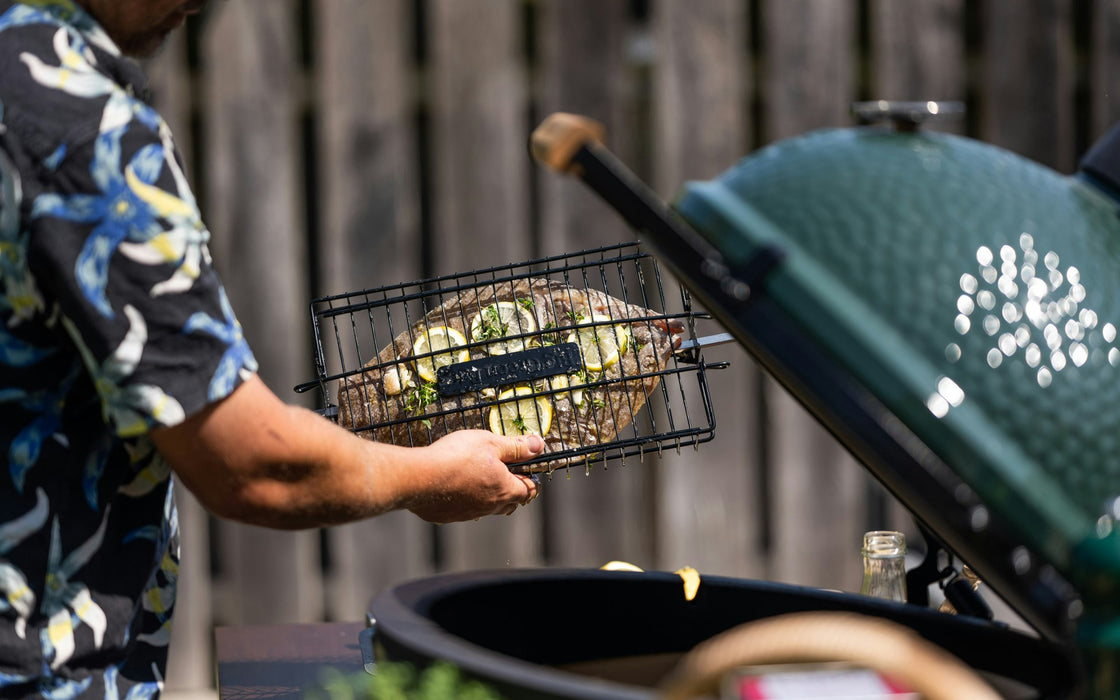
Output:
top-left (295, 242), bottom-right (719, 474)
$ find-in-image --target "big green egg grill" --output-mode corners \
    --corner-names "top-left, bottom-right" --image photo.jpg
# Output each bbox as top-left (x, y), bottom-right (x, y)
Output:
top-left (527, 104), bottom-right (1120, 696)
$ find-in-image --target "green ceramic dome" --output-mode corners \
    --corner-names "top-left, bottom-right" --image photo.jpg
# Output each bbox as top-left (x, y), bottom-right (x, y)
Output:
top-left (674, 127), bottom-right (1120, 606)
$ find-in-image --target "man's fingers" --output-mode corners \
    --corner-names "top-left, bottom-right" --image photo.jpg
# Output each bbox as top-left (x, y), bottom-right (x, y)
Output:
top-left (498, 434), bottom-right (544, 464)
top-left (515, 474), bottom-right (539, 504)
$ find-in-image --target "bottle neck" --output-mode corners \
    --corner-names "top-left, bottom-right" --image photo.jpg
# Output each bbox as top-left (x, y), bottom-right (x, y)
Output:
top-left (860, 531), bottom-right (907, 602)
top-left (862, 530), bottom-right (906, 559)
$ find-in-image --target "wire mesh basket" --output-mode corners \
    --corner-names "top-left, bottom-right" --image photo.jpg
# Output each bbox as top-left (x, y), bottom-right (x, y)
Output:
top-left (295, 242), bottom-right (719, 473)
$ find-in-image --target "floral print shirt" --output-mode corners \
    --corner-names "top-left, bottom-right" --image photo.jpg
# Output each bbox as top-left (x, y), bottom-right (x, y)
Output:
top-left (0, 1), bottom-right (257, 697)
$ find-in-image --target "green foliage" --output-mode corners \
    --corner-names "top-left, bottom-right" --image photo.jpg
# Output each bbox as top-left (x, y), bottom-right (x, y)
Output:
top-left (307, 661), bottom-right (503, 700)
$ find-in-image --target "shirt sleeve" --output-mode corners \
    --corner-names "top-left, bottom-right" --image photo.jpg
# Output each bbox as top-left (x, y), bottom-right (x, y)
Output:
top-left (25, 90), bottom-right (258, 437)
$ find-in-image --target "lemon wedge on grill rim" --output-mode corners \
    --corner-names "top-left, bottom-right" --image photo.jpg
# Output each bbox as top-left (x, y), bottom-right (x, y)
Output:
top-left (411, 325), bottom-right (470, 383)
top-left (566, 314), bottom-right (630, 372)
top-left (488, 386), bottom-right (553, 437)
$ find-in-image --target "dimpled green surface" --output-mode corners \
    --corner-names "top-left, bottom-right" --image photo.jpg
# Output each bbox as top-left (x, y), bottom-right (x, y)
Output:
top-left (674, 127), bottom-right (1120, 586)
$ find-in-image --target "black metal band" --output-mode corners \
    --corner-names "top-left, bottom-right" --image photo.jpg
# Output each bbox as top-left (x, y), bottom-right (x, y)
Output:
top-left (436, 343), bottom-right (583, 396)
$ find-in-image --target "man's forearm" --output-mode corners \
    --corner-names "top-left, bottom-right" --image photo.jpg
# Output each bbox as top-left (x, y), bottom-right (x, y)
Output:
top-left (151, 375), bottom-right (541, 528)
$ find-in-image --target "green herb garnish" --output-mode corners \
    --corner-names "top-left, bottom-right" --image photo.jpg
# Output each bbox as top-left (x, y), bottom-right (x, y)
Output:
top-left (516, 297), bottom-right (535, 310)
top-left (512, 416), bottom-right (528, 433)
top-left (539, 321), bottom-right (559, 345)
top-left (472, 305), bottom-right (508, 342)
top-left (406, 382), bottom-right (439, 414)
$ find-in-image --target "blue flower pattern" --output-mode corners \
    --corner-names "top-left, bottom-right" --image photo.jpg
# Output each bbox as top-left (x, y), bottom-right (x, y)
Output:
top-left (7, 366), bottom-right (78, 492)
top-left (184, 287), bottom-right (259, 400)
top-left (0, 1), bottom-right (257, 697)
top-left (33, 130), bottom-right (167, 318)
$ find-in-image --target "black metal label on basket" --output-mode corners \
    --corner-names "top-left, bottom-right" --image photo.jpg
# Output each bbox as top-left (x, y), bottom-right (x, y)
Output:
top-left (436, 343), bottom-right (583, 396)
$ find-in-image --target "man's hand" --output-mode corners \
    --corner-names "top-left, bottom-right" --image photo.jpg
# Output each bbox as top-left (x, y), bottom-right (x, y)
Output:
top-left (404, 430), bottom-right (543, 524)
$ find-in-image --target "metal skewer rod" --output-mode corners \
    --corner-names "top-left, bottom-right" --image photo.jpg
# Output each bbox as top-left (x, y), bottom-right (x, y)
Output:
top-left (676, 332), bottom-right (736, 353)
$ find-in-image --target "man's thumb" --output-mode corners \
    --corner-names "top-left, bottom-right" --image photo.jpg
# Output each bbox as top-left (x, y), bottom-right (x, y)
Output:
top-left (501, 434), bottom-right (544, 463)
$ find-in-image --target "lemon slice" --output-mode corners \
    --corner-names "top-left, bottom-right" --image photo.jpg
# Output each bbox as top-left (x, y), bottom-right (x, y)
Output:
top-left (548, 373), bottom-right (583, 407)
top-left (675, 566), bottom-right (701, 601)
top-left (470, 300), bottom-right (538, 355)
top-left (560, 370), bottom-right (590, 406)
top-left (411, 325), bottom-right (470, 383)
top-left (601, 561), bottom-right (644, 572)
top-left (488, 386), bottom-right (552, 436)
top-left (566, 314), bottom-right (630, 372)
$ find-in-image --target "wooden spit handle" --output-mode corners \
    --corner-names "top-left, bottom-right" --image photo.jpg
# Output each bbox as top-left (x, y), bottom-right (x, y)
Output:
top-left (529, 112), bottom-right (607, 175)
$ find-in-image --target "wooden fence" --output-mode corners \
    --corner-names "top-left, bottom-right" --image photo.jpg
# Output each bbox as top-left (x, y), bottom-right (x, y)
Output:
top-left (139, 0), bottom-right (1120, 692)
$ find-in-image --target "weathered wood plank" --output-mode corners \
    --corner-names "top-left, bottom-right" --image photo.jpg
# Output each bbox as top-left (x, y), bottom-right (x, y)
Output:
top-left (534, 0), bottom-right (657, 569)
top-left (760, 0), bottom-right (870, 591)
top-left (981, 0), bottom-right (1074, 170)
top-left (163, 495), bottom-right (213, 688)
top-left (762, 0), bottom-right (857, 142)
top-left (652, 0), bottom-right (750, 190)
top-left (871, 0), bottom-right (966, 133)
top-left (200, 0), bottom-right (324, 624)
top-left (1091, 0), bottom-right (1120, 139)
top-left (649, 0), bottom-right (762, 579)
top-left (144, 32), bottom-right (193, 158)
top-left (425, 0), bottom-right (541, 571)
top-left (314, 0), bottom-right (419, 298)
top-left (312, 0), bottom-right (432, 622)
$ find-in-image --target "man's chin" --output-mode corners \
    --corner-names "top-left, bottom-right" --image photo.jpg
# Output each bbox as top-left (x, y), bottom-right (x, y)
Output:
top-left (120, 31), bottom-right (172, 59)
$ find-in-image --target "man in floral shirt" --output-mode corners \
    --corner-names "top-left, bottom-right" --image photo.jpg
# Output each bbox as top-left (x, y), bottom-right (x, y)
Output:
top-left (0, 1), bottom-right (543, 697)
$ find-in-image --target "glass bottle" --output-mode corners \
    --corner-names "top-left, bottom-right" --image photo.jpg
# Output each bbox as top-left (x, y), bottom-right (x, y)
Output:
top-left (860, 530), bottom-right (907, 602)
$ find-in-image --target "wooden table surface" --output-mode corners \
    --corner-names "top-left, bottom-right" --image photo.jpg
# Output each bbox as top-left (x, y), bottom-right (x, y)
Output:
top-left (214, 621), bottom-right (367, 700)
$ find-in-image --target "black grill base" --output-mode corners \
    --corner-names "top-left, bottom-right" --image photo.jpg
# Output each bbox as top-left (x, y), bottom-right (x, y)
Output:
top-left (368, 568), bottom-right (1081, 699)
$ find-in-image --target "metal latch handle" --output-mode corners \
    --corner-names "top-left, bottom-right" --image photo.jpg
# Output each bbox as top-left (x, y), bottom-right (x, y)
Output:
top-left (850, 100), bottom-right (965, 131)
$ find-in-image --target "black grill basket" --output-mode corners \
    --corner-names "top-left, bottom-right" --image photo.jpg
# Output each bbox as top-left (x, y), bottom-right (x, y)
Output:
top-left (296, 242), bottom-right (719, 474)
